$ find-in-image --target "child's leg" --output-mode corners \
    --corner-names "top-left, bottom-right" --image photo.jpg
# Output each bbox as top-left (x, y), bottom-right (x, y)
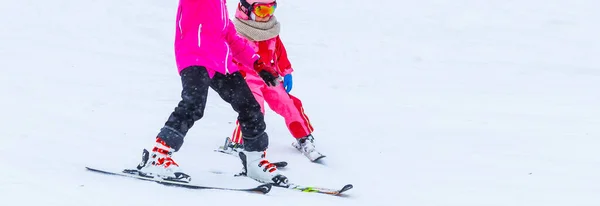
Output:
top-left (156, 66), bottom-right (211, 152)
top-left (263, 84), bottom-right (314, 139)
top-left (230, 73), bottom-right (266, 144)
top-left (210, 71), bottom-right (268, 152)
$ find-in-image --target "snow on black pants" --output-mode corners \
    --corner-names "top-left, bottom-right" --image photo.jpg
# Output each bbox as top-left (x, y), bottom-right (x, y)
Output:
top-left (157, 66), bottom-right (268, 152)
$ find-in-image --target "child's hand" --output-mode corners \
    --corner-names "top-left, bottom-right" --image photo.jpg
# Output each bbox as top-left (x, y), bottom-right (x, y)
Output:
top-left (283, 74), bottom-right (293, 93)
top-left (259, 70), bottom-right (278, 87)
top-left (254, 59), bottom-right (279, 86)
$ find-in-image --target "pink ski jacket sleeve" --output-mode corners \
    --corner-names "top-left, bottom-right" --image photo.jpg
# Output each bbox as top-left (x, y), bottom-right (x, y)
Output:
top-left (225, 19), bottom-right (259, 69)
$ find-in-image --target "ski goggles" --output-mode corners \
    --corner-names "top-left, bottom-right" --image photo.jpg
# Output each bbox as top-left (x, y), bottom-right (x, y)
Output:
top-left (251, 2), bottom-right (277, 18)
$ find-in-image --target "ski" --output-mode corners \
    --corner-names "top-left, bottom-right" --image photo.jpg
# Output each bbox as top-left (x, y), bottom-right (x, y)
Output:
top-left (276, 183), bottom-right (353, 196)
top-left (210, 170), bottom-right (352, 196)
top-left (85, 167), bottom-right (271, 194)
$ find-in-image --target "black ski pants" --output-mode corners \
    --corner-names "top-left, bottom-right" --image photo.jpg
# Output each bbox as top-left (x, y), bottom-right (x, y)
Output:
top-left (157, 66), bottom-right (268, 152)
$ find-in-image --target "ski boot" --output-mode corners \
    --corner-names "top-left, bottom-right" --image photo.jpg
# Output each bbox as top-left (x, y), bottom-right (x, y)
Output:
top-left (216, 137), bottom-right (288, 168)
top-left (136, 137), bottom-right (191, 183)
top-left (292, 134), bottom-right (326, 162)
top-left (239, 151), bottom-right (288, 186)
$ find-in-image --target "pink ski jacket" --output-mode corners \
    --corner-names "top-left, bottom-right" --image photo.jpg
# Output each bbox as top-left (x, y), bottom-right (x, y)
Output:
top-left (175, 0), bottom-right (258, 76)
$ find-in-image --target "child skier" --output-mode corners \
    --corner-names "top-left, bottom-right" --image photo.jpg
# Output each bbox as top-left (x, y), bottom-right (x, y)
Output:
top-left (133, 0), bottom-right (288, 186)
top-left (217, 0), bottom-right (324, 162)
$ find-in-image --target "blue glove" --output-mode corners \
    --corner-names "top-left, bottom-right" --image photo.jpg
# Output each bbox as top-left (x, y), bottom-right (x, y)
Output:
top-left (283, 74), bottom-right (293, 93)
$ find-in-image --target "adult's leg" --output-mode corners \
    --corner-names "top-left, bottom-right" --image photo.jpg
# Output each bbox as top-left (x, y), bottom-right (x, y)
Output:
top-left (230, 73), bottom-right (267, 144)
top-left (210, 71), bottom-right (268, 152)
top-left (157, 66), bottom-right (211, 152)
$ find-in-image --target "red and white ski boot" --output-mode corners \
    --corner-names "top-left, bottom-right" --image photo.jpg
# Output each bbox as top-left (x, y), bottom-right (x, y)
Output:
top-left (136, 137), bottom-right (191, 183)
top-left (239, 151), bottom-right (288, 186)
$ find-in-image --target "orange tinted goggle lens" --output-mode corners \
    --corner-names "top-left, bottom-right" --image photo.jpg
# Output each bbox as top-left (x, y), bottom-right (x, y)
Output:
top-left (253, 3), bottom-right (276, 17)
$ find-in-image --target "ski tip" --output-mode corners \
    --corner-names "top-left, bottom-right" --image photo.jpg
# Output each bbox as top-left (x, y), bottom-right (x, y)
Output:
top-left (85, 167), bottom-right (105, 173)
top-left (329, 184), bottom-right (353, 197)
top-left (340, 184), bottom-right (353, 193)
top-left (273, 161), bottom-right (288, 168)
top-left (256, 183), bottom-right (272, 194)
top-left (312, 155), bottom-right (327, 163)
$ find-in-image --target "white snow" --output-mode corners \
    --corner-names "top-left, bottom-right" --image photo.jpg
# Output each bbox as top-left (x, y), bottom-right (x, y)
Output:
top-left (1, 0), bottom-right (600, 205)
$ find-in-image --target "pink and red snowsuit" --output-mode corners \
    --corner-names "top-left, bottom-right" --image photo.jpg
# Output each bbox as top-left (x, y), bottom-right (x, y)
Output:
top-left (230, 29), bottom-right (314, 144)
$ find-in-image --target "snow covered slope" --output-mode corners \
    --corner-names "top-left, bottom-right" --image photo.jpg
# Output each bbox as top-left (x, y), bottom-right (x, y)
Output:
top-left (1, 0), bottom-right (599, 205)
